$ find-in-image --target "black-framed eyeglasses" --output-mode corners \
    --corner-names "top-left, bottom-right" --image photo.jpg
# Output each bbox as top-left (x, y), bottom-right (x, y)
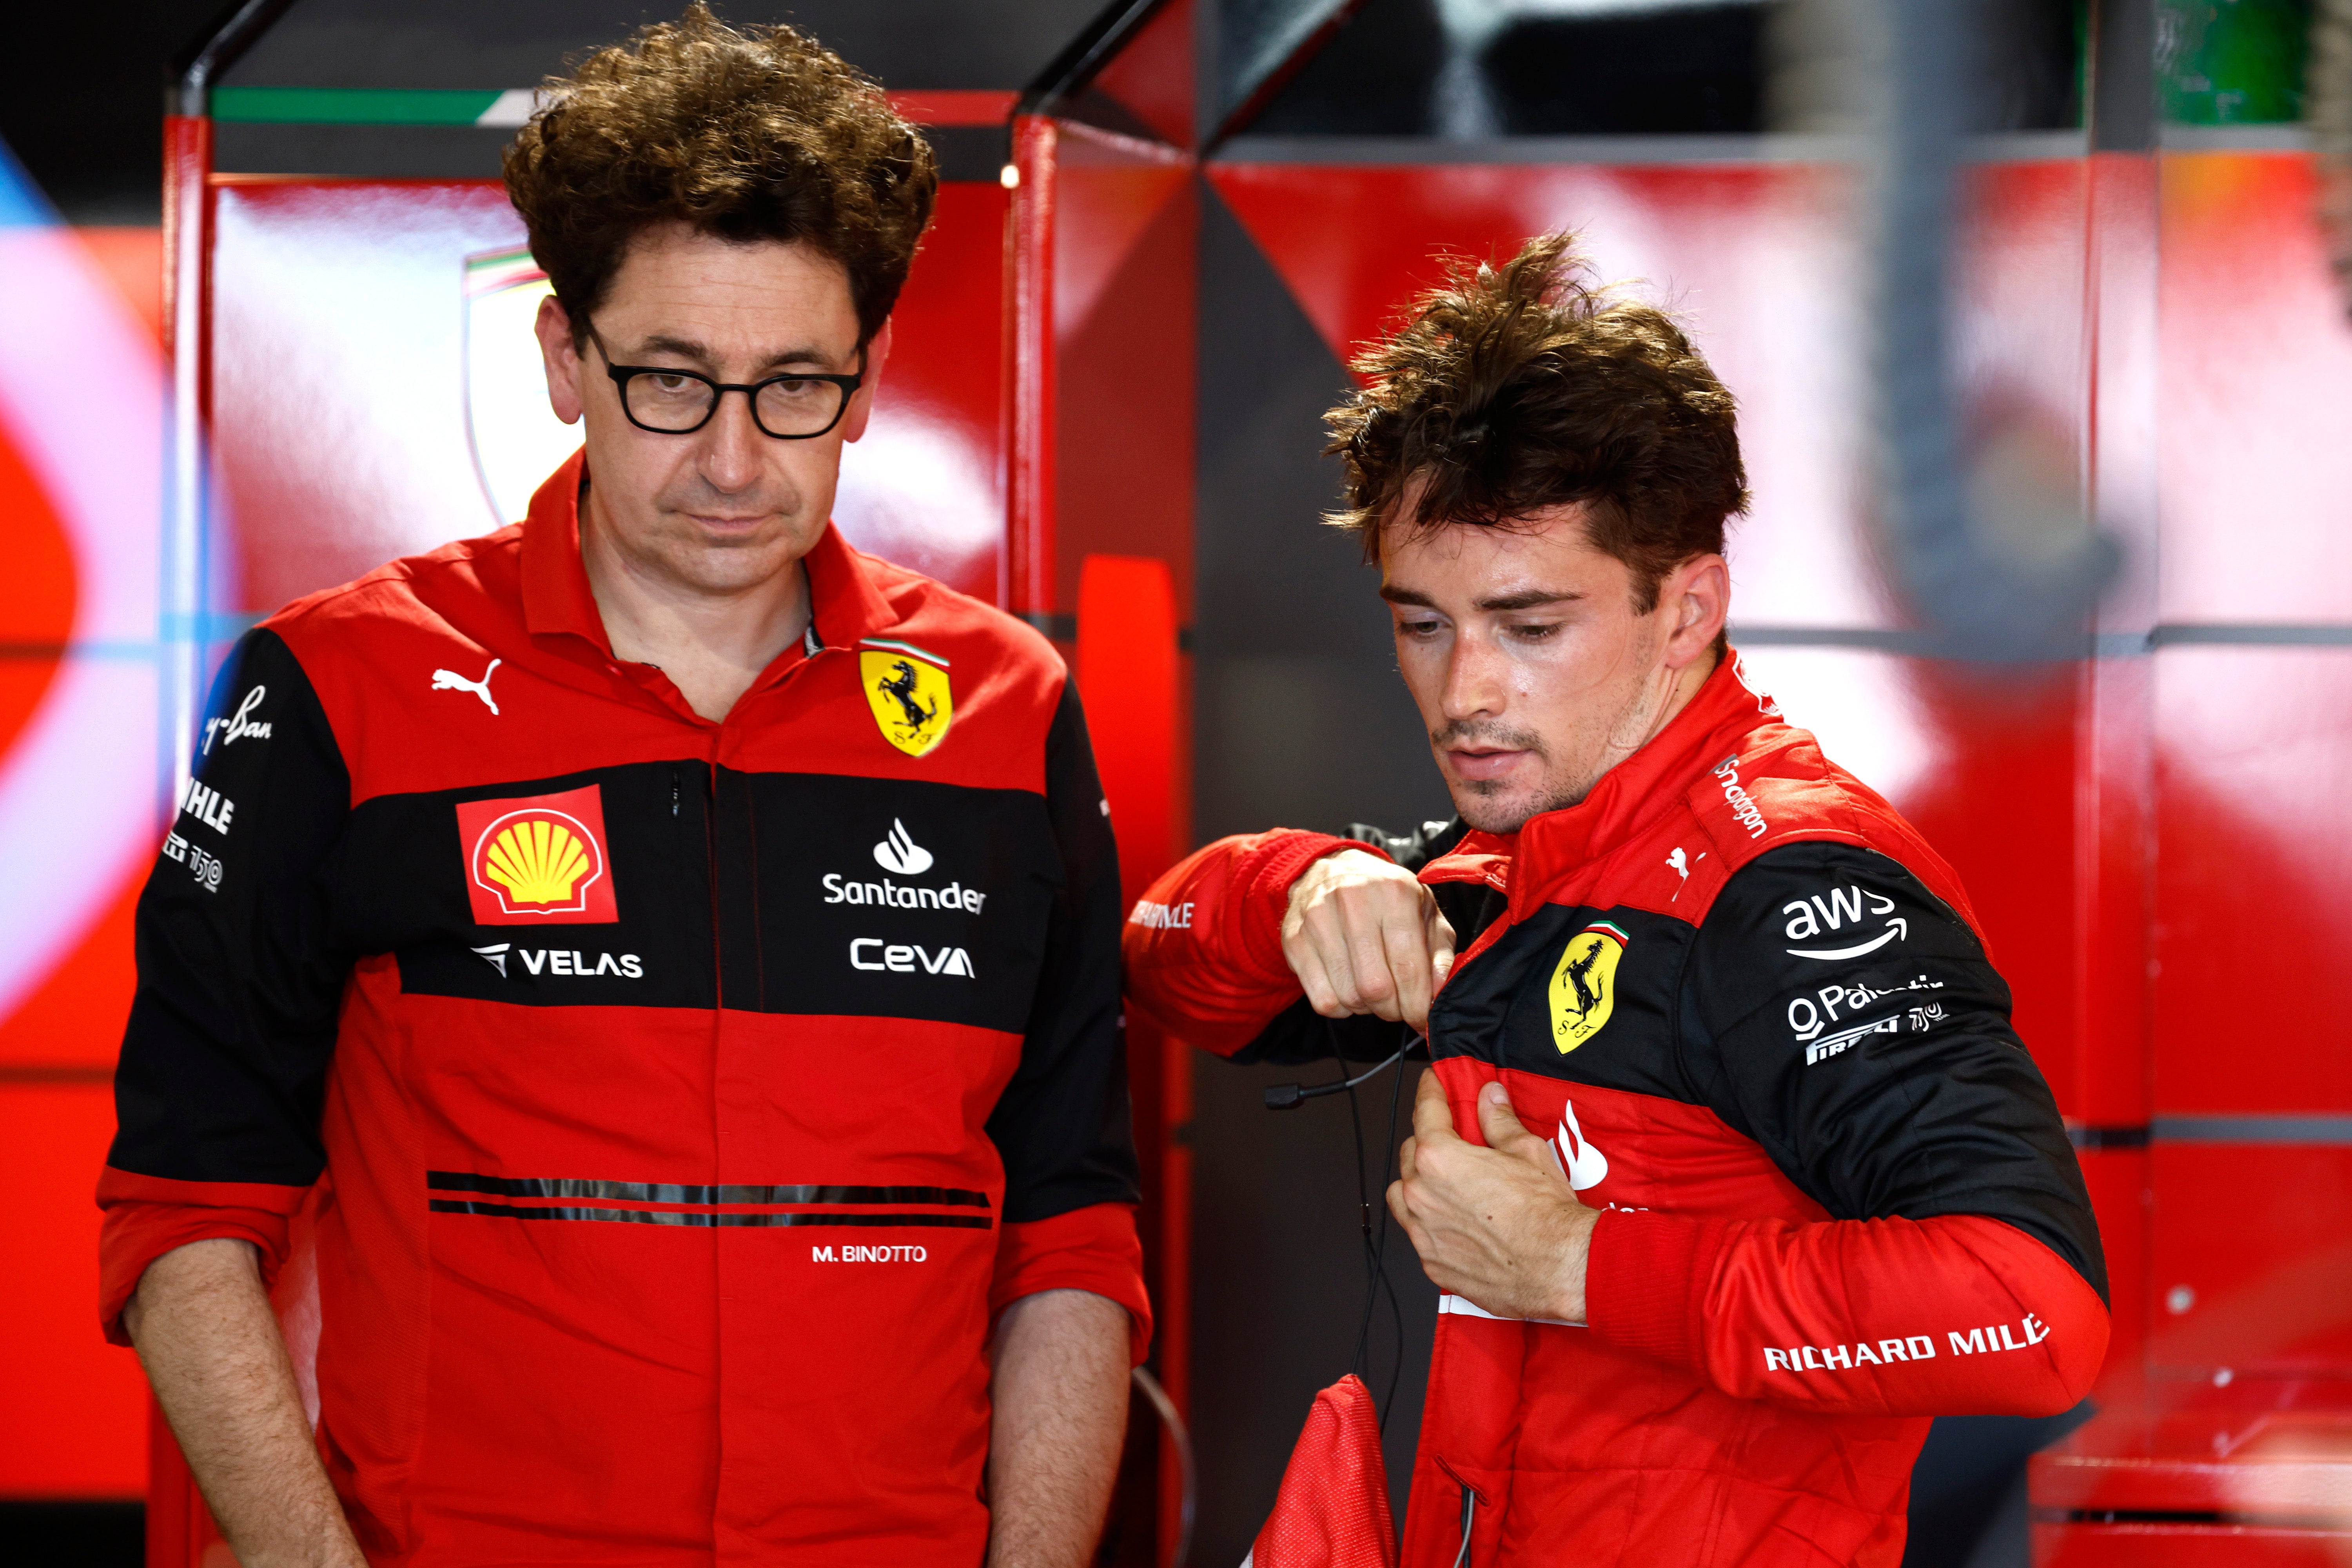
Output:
top-left (584, 320), bottom-right (864, 439)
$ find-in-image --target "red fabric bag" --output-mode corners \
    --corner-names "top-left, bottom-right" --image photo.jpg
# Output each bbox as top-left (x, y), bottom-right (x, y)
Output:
top-left (1244, 1374), bottom-right (1397, 1568)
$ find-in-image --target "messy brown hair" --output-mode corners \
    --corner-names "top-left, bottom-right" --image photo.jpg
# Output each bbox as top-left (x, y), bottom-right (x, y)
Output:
top-left (1325, 232), bottom-right (1748, 614)
top-left (502, 3), bottom-right (936, 346)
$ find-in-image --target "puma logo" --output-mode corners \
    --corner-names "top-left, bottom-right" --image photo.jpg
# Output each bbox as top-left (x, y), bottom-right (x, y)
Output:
top-left (431, 657), bottom-right (501, 715)
top-left (1667, 846), bottom-right (1705, 900)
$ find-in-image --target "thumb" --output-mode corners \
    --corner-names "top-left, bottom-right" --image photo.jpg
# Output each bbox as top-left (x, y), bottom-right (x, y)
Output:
top-left (1430, 911), bottom-right (1457, 989)
top-left (1476, 1081), bottom-right (1534, 1153)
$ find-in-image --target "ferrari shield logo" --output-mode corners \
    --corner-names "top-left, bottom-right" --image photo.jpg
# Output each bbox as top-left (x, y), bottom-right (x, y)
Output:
top-left (463, 246), bottom-right (584, 526)
top-left (1548, 921), bottom-right (1627, 1053)
top-left (860, 640), bottom-right (953, 757)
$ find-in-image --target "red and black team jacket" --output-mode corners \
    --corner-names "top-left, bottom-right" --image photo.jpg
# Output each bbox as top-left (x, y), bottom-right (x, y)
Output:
top-left (97, 452), bottom-right (1151, 1567)
top-left (1125, 654), bottom-right (2107, 1568)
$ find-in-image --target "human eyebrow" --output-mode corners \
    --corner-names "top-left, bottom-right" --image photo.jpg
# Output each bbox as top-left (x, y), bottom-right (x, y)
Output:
top-left (630, 333), bottom-right (715, 365)
top-left (751, 344), bottom-right (848, 374)
top-left (1379, 586), bottom-right (1440, 608)
top-left (621, 336), bottom-right (846, 374)
top-left (1473, 589), bottom-right (1584, 612)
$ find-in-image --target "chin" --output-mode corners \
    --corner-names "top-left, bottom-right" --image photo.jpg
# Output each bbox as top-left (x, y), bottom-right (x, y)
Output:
top-left (1448, 781), bottom-right (1537, 837)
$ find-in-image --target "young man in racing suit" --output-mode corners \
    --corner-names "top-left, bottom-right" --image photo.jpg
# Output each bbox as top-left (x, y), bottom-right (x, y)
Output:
top-left (1123, 234), bottom-right (2107, 1567)
top-left (101, 11), bottom-right (1142, 1565)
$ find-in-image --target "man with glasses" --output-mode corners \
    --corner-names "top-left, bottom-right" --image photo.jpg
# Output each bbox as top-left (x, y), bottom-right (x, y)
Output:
top-left (97, 9), bottom-right (1145, 1566)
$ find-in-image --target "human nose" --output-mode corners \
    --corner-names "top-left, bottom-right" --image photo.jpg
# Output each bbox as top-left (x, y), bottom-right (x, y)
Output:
top-left (1439, 625), bottom-right (1510, 724)
top-left (695, 387), bottom-right (767, 493)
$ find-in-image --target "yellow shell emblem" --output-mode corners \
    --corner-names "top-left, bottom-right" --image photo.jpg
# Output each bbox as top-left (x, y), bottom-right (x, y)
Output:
top-left (860, 641), bottom-right (953, 758)
top-left (1548, 921), bottom-right (1627, 1053)
top-left (484, 817), bottom-right (593, 905)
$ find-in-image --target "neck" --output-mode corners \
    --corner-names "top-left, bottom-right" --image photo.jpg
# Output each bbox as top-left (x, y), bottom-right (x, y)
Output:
top-left (579, 488), bottom-right (815, 722)
top-left (1636, 646), bottom-right (1720, 751)
top-left (1579, 645), bottom-right (1722, 799)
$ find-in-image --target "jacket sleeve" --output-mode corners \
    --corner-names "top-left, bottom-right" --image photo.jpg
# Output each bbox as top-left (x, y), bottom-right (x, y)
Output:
top-left (1584, 841), bottom-right (2109, 1417)
top-left (98, 629), bottom-right (352, 1343)
top-left (1122, 817), bottom-right (1473, 1063)
top-left (1118, 829), bottom-right (1363, 1060)
top-left (984, 681), bottom-right (1152, 1361)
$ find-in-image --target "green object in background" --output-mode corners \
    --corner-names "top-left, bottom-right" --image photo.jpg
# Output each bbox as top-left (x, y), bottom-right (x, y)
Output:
top-left (210, 86), bottom-right (521, 125)
top-left (2159, 0), bottom-right (2313, 123)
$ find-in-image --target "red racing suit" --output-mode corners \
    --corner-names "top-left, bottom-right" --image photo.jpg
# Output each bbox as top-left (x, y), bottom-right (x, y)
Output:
top-left (1124, 654), bottom-right (2106, 1568)
top-left (98, 453), bottom-right (1150, 1566)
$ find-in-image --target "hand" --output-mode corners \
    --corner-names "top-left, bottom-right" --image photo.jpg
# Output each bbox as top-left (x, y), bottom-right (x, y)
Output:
top-left (1281, 848), bottom-right (1457, 1033)
top-left (1387, 1073), bottom-right (1597, 1324)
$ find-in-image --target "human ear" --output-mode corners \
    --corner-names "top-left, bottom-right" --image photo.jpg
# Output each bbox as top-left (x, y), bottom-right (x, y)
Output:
top-left (535, 294), bottom-right (585, 426)
top-left (840, 317), bottom-right (893, 443)
top-left (1661, 554), bottom-right (1729, 669)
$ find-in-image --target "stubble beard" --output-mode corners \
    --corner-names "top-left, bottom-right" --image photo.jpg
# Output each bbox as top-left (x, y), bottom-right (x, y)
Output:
top-left (1437, 661), bottom-right (1684, 835)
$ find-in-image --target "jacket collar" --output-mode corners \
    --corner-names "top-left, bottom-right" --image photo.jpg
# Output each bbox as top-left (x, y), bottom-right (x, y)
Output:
top-left (1437, 651), bottom-right (1783, 909)
top-left (519, 448), bottom-right (898, 655)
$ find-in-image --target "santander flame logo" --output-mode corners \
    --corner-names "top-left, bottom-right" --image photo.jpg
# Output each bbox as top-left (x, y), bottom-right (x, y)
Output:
top-left (872, 818), bottom-right (933, 876)
top-left (1555, 1100), bottom-right (1610, 1192)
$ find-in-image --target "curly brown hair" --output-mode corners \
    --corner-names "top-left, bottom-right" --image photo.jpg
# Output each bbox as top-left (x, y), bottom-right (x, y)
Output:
top-left (502, 3), bottom-right (936, 345)
top-left (1325, 232), bottom-right (1748, 613)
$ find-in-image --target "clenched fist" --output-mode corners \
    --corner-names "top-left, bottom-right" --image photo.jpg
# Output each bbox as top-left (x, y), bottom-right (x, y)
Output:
top-left (1281, 848), bottom-right (1457, 1033)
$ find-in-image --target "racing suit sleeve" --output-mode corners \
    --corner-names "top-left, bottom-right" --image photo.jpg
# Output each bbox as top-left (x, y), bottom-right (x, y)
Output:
top-left (984, 682), bottom-right (1153, 1362)
top-left (1122, 818), bottom-right (1474, 1064)
top-left (1584, 841), bottom-right (2109, 1417)
top-left (96, 629), bottom-right (353, 1344)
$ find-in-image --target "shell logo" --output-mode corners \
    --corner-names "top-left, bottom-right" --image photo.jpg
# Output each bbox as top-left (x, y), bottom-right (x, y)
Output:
top-left (482, 815), bottom-right (597, 906)
top-left (455, 784), bottom-right (619, 925)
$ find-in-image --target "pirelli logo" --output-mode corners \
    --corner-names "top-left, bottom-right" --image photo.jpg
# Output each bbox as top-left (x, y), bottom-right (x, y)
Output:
top-left (425, 1172), bottom-right (993, 1230)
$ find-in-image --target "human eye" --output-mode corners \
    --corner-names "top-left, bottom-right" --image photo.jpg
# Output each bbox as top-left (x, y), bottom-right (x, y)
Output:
top-left (1394, 614), bottom-right (1446, 641)
top-left (1506, 620), bottom-right (1562, 642)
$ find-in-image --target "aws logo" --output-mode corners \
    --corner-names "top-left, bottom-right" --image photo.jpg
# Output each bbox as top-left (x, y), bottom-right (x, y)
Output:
top-left (455, 784), bottom-right (619, 925)
top-left (860, 639), bottom-right (953, 759)
top-left (1548, 921), bottom-right (1627, 1053)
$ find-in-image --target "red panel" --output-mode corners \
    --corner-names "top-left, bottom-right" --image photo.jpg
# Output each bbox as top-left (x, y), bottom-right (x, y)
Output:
top-left (2032, 1385), bottom-right (2352, 1541)
top-left (2079, 1148), bottom-right (2150, 1400)
top-left (2035, 1524), bottom-right (2350, 1566)
top-left (1078, 555), bottom-right (1180, 906)
top-left (0, 1084), bottom-right (150, 1496)
top-left (0, 875), bottom-right (141, 1071)
top-left (835, 179), bottom-right (1009, 600)
top-left (2158, 154), bottom-right (2352, 625)
top-left (1009, 118), bottom-right (1059, 619)
top-left (0, 405), bottom-right (74, 765)
top-left (2147, 1142), bottom-right (2352, 1377)
top-left (888, 90), bottom-right (1016, 127)
top-left (1091, 0), bottom-right (1195, 149)
top-left (2153, 649), bottom-right (2352, 1115)
top-left (1053, 130), bottom-right (1194, 621)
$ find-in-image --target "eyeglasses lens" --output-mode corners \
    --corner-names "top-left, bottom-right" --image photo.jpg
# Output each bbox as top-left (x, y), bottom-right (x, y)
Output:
top-left (753, 378), bottom-right (848, 437)
top-left (621, 372), bottom-right (847, 437)
top-left (624, 373), bottom-right (717, 432)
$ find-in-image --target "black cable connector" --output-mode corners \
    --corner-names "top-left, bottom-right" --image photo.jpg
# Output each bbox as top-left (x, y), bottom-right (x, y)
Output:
top-left (1262, 1044), bottom-right (1405, 1111)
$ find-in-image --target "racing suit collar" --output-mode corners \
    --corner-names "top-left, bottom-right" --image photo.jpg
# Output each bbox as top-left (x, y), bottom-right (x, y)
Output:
top-left (518, 447), bottom-right (899, 657)
top-left (1427, 651), bottom-right (1783, 919)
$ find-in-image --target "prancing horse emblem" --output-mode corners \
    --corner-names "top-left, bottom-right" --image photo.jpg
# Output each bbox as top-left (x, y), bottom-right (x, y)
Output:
top-left (1547, 921), bottom-right (1628, 1053)
top-left (858, 641), bottom-right (954, 758)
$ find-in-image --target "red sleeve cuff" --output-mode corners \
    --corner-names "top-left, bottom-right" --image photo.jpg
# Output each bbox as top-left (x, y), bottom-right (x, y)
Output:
top-left (1236, 833), bottom-right (1379, 961)
top-left (96, 1167), bottom-right (310, 1347)
top-left (990, 1203), bottom-right (1154, 1366)
top-left (1584, 1209), bottom-right (1731, 1372)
